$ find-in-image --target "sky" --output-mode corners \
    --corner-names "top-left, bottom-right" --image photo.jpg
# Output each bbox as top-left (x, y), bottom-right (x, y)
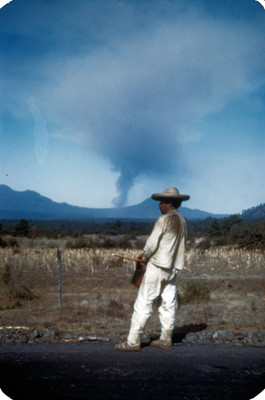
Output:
top-left (0, 0), bottom-right (265, 215)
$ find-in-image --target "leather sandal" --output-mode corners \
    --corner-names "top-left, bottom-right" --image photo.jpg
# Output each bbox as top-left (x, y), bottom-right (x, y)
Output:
top-left (115, 341), bottom-right (142, 352)
top-left (150, 339), bottom-right (174, 349)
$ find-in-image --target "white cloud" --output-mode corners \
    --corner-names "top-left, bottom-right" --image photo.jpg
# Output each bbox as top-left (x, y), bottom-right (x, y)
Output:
top-left (0, 0), bottom-right (12, 9)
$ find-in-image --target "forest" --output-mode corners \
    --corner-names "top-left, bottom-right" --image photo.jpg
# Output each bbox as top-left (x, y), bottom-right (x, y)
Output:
top-left (0, 212), bottom-right (265, 250)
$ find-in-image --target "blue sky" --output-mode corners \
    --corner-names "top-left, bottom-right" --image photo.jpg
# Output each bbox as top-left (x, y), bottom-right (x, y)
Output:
top-left (0, 0), bottom-right (265, 214)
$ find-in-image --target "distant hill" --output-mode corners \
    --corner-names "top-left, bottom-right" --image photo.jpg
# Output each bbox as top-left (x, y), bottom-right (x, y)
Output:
top-left (241, 203), bottom-right (265, 221)
top-left (0, 185), bottom-right (228, 221)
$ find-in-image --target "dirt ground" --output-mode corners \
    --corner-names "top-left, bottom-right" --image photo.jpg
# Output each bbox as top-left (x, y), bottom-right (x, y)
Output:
top-left (0, 240), bottom-right (265, 400)
top-left (0, 244), bottom-right (264, 339)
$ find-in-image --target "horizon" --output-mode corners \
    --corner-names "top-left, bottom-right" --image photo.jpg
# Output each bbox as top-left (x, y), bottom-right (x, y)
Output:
top-left (0, 183), bottom-right (258, 215)
top-left (1, 0), bottom-right (265, 215)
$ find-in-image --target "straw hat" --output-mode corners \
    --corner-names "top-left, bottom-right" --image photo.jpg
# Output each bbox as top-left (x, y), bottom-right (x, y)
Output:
top-left (151, 187), bottom-right (190, 201)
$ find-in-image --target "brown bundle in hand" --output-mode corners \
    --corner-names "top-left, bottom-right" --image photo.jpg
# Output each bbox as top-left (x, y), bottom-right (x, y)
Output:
top-left (131, 253), bottom-right (146, 288)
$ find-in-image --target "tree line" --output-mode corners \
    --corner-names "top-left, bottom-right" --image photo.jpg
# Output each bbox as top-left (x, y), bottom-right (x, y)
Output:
top-left (0, 216), bottom-right (265, 250)
top-left (188, 216), bottom-right (265, 250)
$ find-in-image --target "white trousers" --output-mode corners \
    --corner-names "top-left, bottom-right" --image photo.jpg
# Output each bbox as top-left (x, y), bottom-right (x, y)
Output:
top-left (127, 262), bottom-right (177, 346)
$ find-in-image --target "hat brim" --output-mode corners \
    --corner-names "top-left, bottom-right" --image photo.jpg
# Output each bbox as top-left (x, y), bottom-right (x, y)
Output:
top-left (152, 193), bottom-right (190, 201)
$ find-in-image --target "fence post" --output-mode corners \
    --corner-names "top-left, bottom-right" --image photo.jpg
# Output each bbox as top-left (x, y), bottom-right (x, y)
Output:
top-left (57, 247), bottom-right (62, 307)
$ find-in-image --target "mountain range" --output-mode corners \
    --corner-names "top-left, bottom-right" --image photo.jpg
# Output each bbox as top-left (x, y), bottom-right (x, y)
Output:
top-left (0, 184), bottom-right (231, 221)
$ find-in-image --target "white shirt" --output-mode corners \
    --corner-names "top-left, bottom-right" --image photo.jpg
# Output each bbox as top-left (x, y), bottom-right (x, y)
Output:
top-left (143, 209), bottom-right (187, 270)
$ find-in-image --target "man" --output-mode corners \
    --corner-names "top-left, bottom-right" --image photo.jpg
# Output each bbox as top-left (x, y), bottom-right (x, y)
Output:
top-left (115, 187), bottom-right (190, 351)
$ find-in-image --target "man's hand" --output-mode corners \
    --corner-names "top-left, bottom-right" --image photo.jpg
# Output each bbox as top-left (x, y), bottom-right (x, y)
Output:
top-left (138, 253), bottom-right (147, 264)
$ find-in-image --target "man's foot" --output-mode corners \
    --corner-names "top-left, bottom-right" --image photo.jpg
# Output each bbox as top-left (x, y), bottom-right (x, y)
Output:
top-left (115, 341), bottom-right (142, 352)
top-left (150, 339), bottom-right (174, 349)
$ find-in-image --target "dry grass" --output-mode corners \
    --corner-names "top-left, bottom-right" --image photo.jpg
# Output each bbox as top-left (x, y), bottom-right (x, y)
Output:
top-left (0, 237), bottom-right (264, 339)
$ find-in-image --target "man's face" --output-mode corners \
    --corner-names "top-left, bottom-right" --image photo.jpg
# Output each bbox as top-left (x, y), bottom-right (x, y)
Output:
top-left (159, 201), bottom-right (172, 214)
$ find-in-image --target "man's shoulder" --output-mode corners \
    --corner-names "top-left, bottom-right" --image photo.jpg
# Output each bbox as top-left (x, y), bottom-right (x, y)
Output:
top-left (166, 209), bottom-right (181, 218)
top-left (155, 214), bottom-right (166, 224)
top-left (166, 210), bottom-right (187, 224)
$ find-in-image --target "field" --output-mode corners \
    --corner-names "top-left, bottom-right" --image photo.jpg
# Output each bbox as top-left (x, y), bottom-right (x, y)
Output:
top-left (0, 235), bottom-right (265, 342)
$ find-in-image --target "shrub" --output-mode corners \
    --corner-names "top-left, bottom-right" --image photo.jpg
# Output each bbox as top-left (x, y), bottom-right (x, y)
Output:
top-left (228, 221), bottom-right (265, 250)
top-left (178, 280), bottom-right (210, 306)
top-left (14, 219), bottom-right (30, 237)
top-left (65, 234), bottom-right (135, 249)
top-left (0, 262), bottom-right (38, 300)
top-left (1, 263), bottom-right (12, 285)
top-left (65, 238), bottom-right (88, 249)
top-left (10, 285), bottom-right (38, 300)
top-left (0, 237), bottom-right (7, 248)
top-left (0, 237), bottom-right (19, 248)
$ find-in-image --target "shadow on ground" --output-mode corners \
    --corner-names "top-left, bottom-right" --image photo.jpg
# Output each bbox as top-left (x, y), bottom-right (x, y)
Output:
top-left (149, 323), bottom-right (207, 344)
